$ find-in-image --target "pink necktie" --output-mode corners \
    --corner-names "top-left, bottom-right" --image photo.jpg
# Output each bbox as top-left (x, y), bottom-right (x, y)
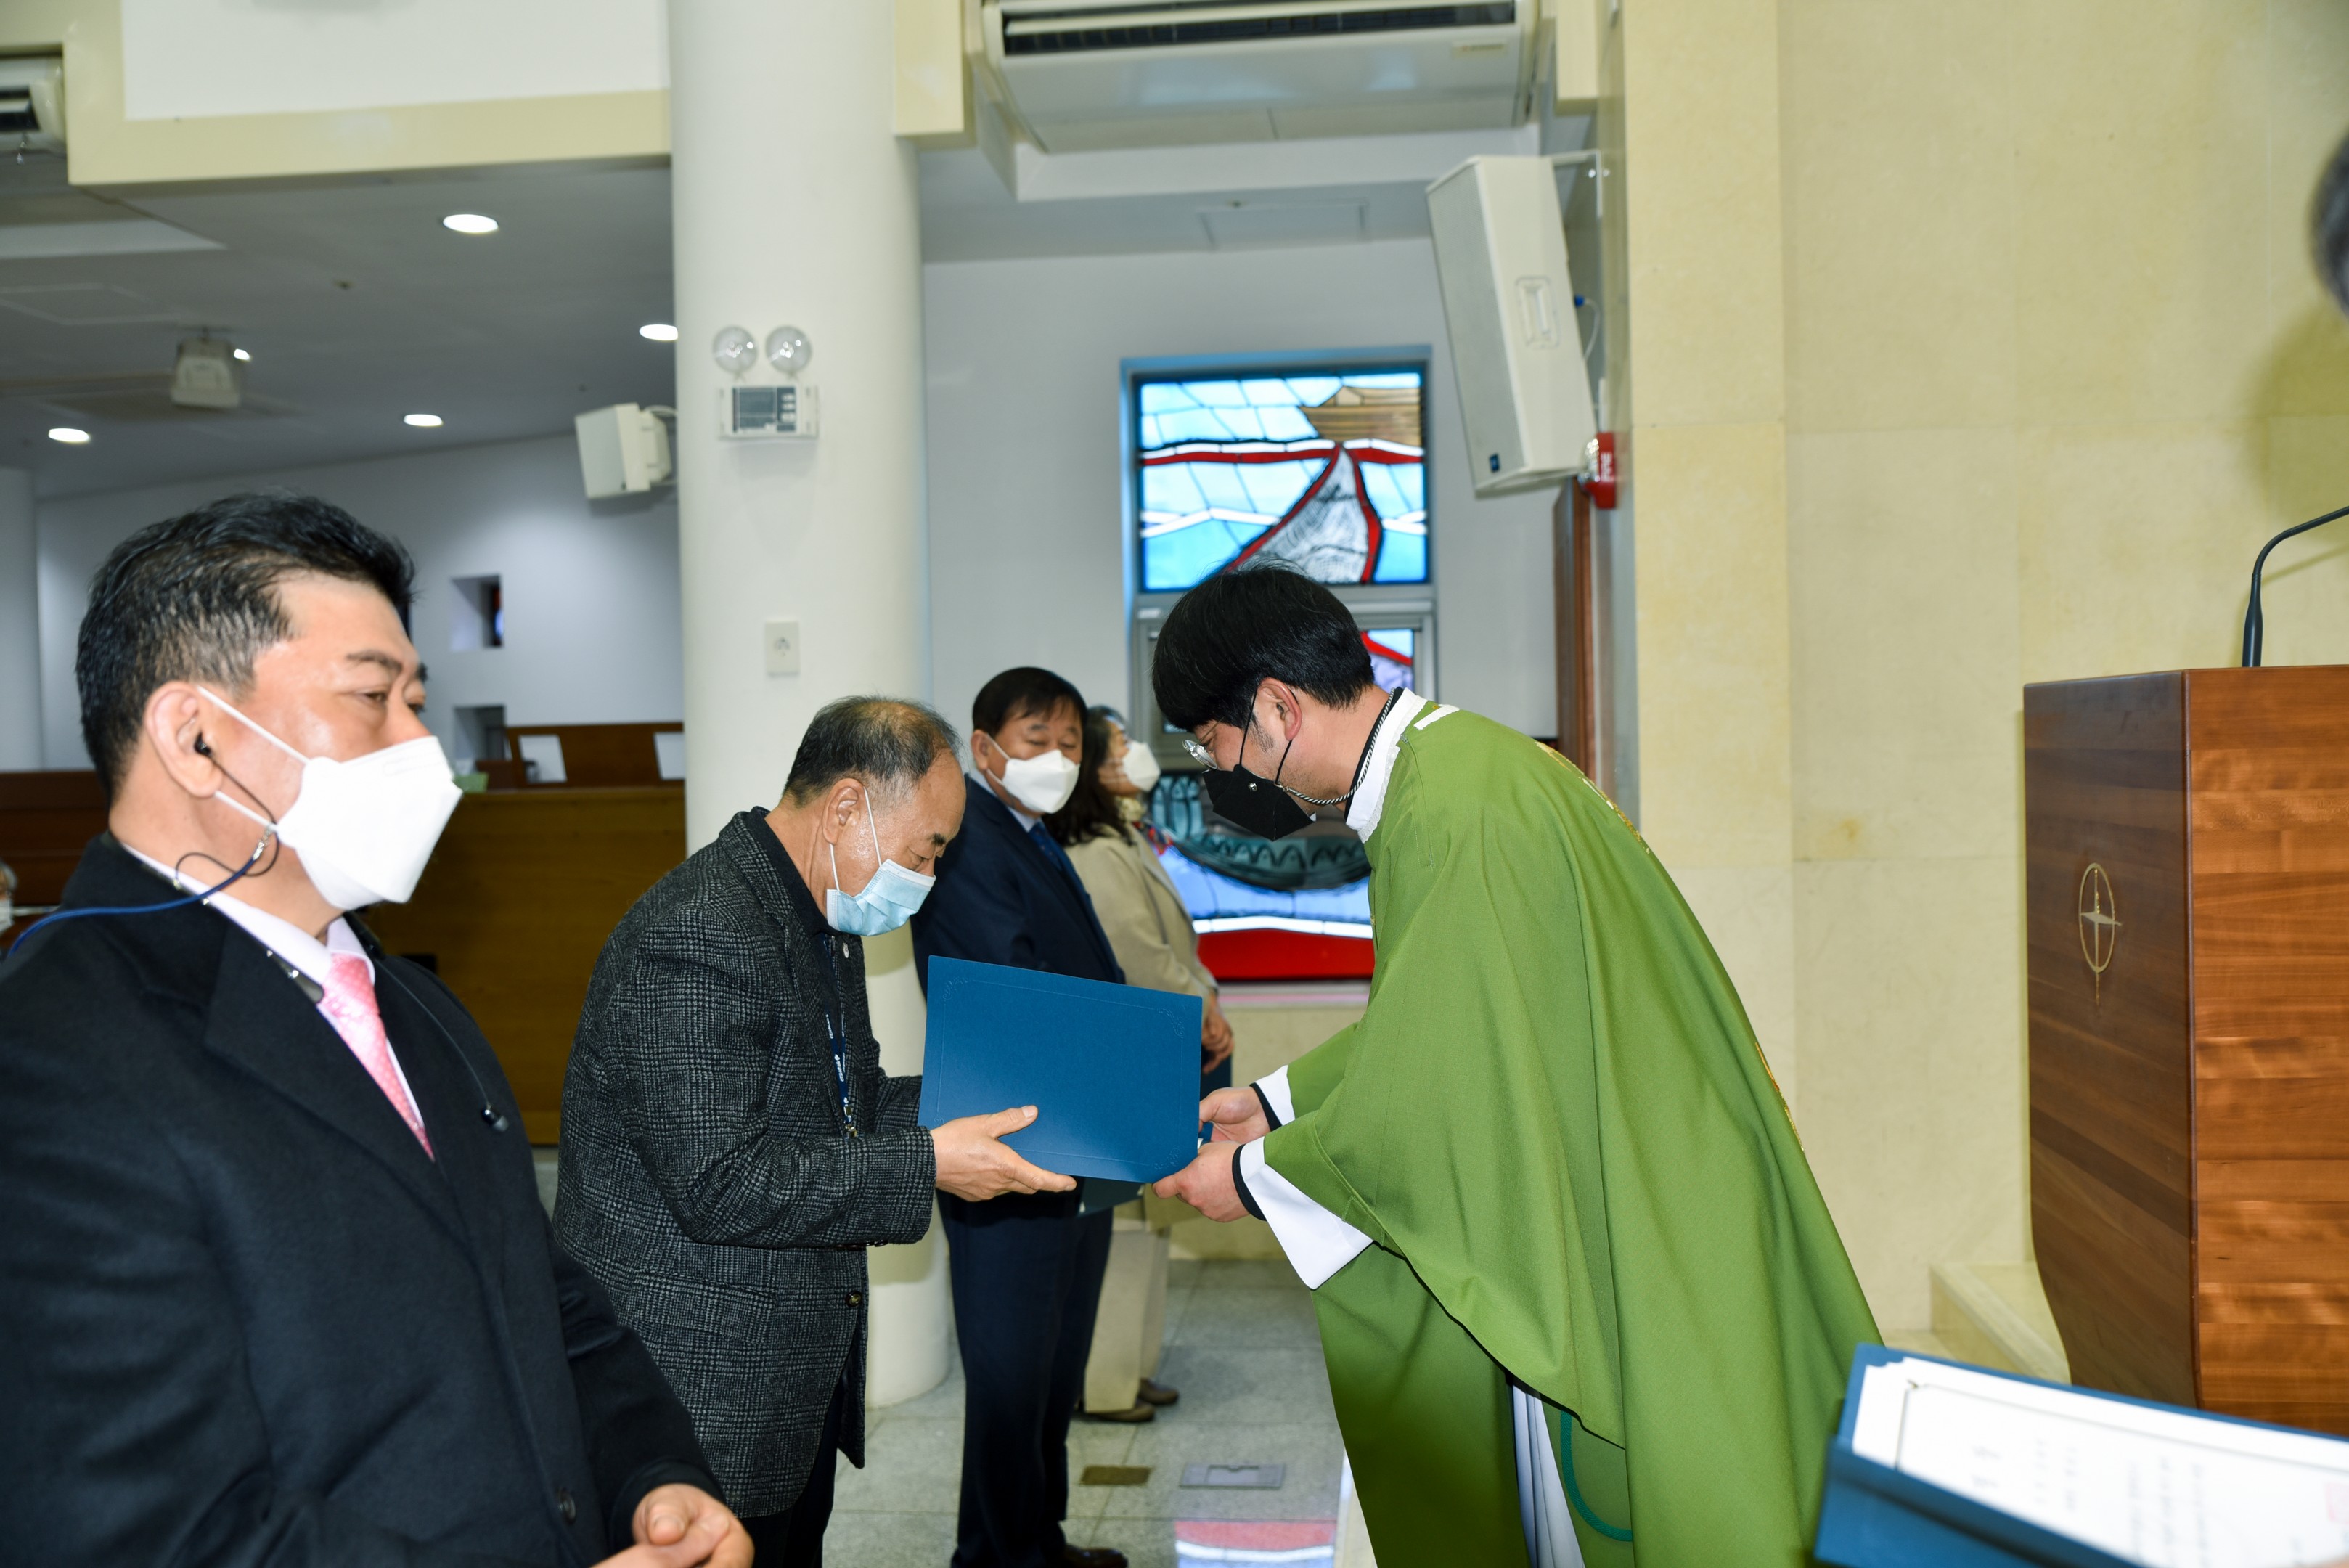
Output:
top-left (322, 952), bottom-right (434, 1158)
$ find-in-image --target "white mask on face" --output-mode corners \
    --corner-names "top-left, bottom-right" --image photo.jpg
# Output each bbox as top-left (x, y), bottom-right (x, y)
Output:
top-left (1119, 738), bottom-right (1161, 793)
top-left (986, 737), bottom-right (1080, 816)
top-left (198, 687), bottom-right (462, 912)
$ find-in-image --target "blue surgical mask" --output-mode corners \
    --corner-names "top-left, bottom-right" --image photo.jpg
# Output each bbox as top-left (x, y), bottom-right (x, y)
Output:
top-left (825, 792), bottom-right (935, 936)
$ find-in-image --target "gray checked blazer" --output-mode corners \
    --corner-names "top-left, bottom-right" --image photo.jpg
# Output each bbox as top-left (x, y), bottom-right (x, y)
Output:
top-left (553, 809), bottom-right (937, 1517)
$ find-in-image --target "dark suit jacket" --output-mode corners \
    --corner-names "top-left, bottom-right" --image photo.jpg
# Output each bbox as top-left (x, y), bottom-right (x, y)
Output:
top-left (553, 811), bottom-right (936, 1517)
top-left (912, 778), bottom-right (1128, 1221)
top-left (912, 776), bottom-right (1124, 992)
top-left (0, 837), bottom-right (714, 1568)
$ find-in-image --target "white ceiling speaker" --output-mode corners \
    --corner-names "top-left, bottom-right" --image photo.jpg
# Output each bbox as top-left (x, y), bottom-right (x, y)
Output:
top-left (171, 337), bottom-right (244, 410)
top-left (979, 0), bottom-right (1537, 155)
top-left (576, 403), bottom-right (676, 498)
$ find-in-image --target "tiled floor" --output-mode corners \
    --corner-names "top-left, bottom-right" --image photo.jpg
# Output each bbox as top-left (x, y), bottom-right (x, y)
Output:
top-left (829, 1257), bottom-right (1349, 1568)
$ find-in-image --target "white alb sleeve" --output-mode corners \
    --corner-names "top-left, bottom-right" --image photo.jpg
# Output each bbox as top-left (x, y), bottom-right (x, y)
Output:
top-left (1255, 1063), bottom-right (1299, 1127)
top-left (1238, 1139), bottom-right (1372, 1290)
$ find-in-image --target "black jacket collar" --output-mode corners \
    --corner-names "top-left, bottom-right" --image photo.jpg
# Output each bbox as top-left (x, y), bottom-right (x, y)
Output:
top-left (45, 836), bottom-right (473, 1234)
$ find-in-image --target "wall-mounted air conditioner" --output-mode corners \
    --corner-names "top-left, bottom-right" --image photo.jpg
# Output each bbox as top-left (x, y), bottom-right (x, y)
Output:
top-left (980, 0), bottom-right (1538, 155)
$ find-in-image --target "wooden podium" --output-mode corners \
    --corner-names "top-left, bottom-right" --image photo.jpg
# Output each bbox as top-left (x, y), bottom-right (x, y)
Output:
top-left (2026, 666), bottom-right (2349, 1433)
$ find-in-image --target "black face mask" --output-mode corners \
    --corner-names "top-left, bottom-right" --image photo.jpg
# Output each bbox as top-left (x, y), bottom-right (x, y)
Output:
top-left (1202, 728), bottom-right (1334, 841)
top-left (1204, 759), bottom-right (1318, 841)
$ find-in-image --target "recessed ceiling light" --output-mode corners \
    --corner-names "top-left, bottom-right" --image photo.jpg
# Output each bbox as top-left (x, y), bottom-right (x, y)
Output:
top-left (639, 323), bottom-right (679, 343)
top-left (232, 348), bottom-right (251, 362)
top-left (404, 413), bottom-right (444, 428)
top-left (48, 426), bottom-right (89, 444)
top-left (441, 213), bottom-right (499, 236)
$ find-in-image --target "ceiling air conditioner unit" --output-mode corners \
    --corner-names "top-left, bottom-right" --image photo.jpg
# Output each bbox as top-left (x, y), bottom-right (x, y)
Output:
top-left (981, 0), bottom-right (1537, 154)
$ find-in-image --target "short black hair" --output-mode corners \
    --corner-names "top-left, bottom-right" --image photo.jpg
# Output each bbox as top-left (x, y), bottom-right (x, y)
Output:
top-left (77, 491), bottom-right (414, 797)
top-left (1151, 567), bottom-right (1374, 732)
top-left (971, 667), bottom-right (1084, 737)
top-left (2316, 128), bottom-right (2349, 316)
top-left (784, 696), bottom-right (960, 806)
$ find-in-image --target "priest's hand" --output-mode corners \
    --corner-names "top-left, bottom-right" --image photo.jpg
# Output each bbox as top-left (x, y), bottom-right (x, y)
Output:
top-left (933, 1106), bottom-right (1078, 1200)
top-left (1155, 1140), bottom-right (1247, 1222)
top-left (1199, 1086), bottom-right (1267, 1143)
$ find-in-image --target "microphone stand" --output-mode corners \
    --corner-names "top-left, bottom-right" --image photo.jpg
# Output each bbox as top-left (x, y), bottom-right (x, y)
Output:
top-left (2240, 502), bottom-right (2349, 667)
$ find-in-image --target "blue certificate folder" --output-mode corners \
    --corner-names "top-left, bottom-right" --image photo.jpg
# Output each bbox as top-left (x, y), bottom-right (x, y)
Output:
top-left (917, 957), bottom-right (1203, 1183)
top-left (1814, 1343), bottom-right (2345, 1568)
top-left (1815, 1345), bottom-right (2134, 1568)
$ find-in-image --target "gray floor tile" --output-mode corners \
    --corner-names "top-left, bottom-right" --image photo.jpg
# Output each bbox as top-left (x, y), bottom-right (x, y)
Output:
top-left (1071, 1516), bottom-right (1182, 1568)
top-left (818, 1507), bottom-right (957, 1567)
top-left (836, 1412), bottom-right (963, 1514)
top-left (833, 1259), bottom-right (1342, 1557)
top-left (1181, 1257), bottom-right (1301, 1292)
top-left (1149, 1344), bottom-right (1336, 1426)
top-left (1165, 1285), bottom-right (1322, 1350)
top-left (1100, 1420), bottom-right (1346, 1522)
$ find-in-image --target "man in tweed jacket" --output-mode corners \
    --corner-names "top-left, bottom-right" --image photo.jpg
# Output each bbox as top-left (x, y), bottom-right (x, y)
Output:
top-left (556, 698), bottom-right (1074, 1567)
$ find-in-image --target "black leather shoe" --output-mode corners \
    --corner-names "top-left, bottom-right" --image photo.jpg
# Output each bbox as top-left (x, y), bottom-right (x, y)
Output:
top-left (1136, 1377), bottom-right (1180, 1408)
top-left (1062, 1548), bottom-right (1128, 1567)
top-left (1077, 1402), bottom-right (1156, 1423)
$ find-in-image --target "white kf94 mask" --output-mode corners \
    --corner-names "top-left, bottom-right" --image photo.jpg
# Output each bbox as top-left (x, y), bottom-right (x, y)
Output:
top-left (992, 743), bottom-right (1081, 816)
top-left (1120, 738), bottom-right (1161, 793)
top-left (199, 687), bottom-right (462, 911)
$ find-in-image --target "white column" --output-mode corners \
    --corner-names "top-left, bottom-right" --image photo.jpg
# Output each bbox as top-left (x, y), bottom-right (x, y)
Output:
top-left (669, 1), bottom-right (946, 1407)
top-left (0, 469), bottom-right (40, 771)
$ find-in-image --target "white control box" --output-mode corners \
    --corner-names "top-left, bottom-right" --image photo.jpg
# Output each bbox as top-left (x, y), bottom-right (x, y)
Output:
top-left (722, 383), bottom-right (819, 440)
top-left (575, 403), bottom-right (674, 497)
top-left (1427, 155), bottom-right (1598, 497)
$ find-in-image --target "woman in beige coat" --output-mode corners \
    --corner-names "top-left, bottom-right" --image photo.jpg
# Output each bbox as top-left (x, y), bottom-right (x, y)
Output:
top-left (1052, 706), bottom-right (1233, 1421)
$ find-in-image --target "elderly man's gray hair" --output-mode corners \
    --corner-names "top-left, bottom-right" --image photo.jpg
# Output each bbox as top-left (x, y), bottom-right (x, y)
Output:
top-left (783, 696), bottom-right (960, 806)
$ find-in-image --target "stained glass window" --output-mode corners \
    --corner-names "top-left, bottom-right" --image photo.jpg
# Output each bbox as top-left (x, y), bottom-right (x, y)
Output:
top-left (1363, 627), bottom-right (1416, 692)
top-left (1137, 367), bottom-right (1428, 592)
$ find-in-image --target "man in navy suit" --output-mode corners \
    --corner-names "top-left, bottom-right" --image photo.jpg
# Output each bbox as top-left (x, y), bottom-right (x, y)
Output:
top-left (912, 668), bottom-right (1127, 1568)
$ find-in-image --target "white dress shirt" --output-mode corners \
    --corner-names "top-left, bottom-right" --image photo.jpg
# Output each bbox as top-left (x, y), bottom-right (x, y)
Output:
top-left (1236, 689), bottom-right (1458, 1289)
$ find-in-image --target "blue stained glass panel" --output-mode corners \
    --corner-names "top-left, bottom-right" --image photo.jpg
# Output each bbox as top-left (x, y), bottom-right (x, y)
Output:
top-left (1360, 462), bottom-right (1407, 519)
top-left (1373, 530), bottom-right (1427, 583)
top-left (1141, 463), bottom-right (1207, 515)
top-left (1144, 519), bottom-right (1271, 591)
top-left (1135, 367), bottom-right (1428, 587)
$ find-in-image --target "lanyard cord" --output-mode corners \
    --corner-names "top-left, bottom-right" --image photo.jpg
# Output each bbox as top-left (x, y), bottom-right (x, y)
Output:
top-left (814, 936), bottom-right (857, 1137)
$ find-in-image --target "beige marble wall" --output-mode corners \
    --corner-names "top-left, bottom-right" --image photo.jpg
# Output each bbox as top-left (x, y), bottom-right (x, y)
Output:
top-left (1617, 0), bottom-right (2349, 1328)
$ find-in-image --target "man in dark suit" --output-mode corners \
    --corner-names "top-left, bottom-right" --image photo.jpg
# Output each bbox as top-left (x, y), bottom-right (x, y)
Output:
top-left (557, 696), bottom-right (1074, 1567)
top-left (0, 494), bottom-right (741, 1567)
top-left (913, 668), bottom-right (1129, 1568)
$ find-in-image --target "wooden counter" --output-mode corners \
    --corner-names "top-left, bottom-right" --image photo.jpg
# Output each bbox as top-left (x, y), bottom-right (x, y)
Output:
top-left (365, 785), bottom-right (685, 1143)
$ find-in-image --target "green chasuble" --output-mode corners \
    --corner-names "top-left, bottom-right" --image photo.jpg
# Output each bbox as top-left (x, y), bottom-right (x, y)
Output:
top-left (1260, 705), bottom-right (1878, 1567)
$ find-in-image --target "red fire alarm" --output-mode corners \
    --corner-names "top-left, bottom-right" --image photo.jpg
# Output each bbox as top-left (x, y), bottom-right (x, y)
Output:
top-left (1583, 432), bottom-right (1618, 510)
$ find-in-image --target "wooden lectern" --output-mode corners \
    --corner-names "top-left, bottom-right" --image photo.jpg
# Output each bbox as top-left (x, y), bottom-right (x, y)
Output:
top-left (2026, 666), bottom-right (2349, 1434)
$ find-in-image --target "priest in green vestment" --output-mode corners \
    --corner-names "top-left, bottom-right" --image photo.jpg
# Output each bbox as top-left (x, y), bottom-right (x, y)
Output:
top-left (1150, 568), bottom-right (1879, 1568)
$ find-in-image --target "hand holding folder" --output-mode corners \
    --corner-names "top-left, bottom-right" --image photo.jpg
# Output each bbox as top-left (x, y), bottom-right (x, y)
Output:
top-left (918, 957), bottom-right (1204, 1185)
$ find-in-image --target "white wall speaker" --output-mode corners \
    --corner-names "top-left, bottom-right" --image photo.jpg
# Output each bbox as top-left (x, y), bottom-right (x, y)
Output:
top-left (1426, 155), bottom-right (1597, 498)
top-left (574, 403), bottom-right (674, 498)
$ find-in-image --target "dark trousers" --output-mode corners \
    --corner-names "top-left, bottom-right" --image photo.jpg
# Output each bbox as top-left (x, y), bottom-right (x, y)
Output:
top-left (741, 1375), bottom-right (849, 1568)
top-left (940, 1193), bottom-right (1114, 1568)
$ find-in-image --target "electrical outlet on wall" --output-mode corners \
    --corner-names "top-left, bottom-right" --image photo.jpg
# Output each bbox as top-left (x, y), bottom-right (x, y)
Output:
top-left (764, 618), bottom-right (801, 676)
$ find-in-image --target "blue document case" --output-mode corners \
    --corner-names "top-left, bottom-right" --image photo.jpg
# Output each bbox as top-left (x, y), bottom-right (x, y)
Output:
top-left (918, 956), bottom-right (1203, 1183)
top-left (1815, 1344), bottom-right (2349, 1568)
top-left (1815, 1346), bottom-right (2133, 1568)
